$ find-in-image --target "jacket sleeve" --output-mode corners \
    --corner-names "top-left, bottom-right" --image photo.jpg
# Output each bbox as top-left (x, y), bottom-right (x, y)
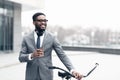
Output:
top-left (19, 37), bottom-right (31, 62)
top-left (52, 36), bottom-right (75, 71)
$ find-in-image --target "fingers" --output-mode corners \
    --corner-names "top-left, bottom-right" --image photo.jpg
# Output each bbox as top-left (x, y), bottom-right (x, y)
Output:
top-left (72, 71), bottom-right (83, 80)
top-left (36, 49), bottom-right (44, 57)
top-left (37, 49), bottom-right (44, 55)
top-left (32, 49), bottom-right (44, 58)
top-left (36, 49), bottom-right (43, 52)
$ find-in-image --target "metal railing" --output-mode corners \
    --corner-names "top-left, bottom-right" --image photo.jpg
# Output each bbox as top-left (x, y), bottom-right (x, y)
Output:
top-left (62, 46), bottom-right (120, 54)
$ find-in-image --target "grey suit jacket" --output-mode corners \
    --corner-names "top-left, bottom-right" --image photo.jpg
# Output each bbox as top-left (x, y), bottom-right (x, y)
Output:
top-left (19, 31), bottom-right (74, 80)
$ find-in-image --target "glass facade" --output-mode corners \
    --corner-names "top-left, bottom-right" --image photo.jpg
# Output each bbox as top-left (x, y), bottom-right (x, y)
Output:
top-left (0, 0), bottom-right (14, 51)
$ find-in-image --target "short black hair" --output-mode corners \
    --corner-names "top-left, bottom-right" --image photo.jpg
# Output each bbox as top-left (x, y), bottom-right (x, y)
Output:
top-left (32, 12), bottom-right (46, 21)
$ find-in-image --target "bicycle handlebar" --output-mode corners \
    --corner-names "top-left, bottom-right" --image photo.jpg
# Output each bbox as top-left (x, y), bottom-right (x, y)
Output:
top-left (48, 66), bottom-right (75, 78)
top-left (48, 63), bottom-right (99, 79)
top-left (83, 63), bottom-right (99, 77)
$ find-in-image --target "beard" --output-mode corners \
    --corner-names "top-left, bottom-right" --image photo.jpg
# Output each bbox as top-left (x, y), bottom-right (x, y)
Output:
top-left (35, 24), bottom-right (46, 36)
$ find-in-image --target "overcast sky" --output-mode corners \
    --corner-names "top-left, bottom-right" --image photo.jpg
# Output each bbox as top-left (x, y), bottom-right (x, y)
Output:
top-left (22, 0), bottom-right (120, 30)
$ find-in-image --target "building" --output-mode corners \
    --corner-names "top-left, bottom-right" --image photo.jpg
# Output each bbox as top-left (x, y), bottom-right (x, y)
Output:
top-left (0, 0), bottom-right (45, 52)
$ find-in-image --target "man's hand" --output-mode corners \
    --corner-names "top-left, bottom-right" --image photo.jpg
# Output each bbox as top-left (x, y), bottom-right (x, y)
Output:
top-left (72, 71), bottom-right (83, 80)
top-left (31, 48), bottom-right (44, 58)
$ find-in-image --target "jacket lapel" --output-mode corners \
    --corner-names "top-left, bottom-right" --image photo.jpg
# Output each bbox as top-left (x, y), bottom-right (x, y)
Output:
top-left (29, 31), bottom-right (36, 49)
top-left (41, 31), bottom-right (47, 49)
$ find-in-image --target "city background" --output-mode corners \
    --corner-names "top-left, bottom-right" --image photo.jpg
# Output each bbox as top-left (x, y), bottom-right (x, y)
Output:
top-left (0, 0), bottom-right (120, 80)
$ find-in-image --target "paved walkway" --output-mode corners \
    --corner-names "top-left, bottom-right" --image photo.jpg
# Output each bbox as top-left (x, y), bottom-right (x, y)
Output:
top-left (0, 52), bottom-right (20, 69)
top-left (0, 51), bottom-right (120, 80)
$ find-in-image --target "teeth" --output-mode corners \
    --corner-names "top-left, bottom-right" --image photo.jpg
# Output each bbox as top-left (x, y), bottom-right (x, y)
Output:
top-left (41, 25), bottom-right (45, 27)
top-left (41, 25), bottom-right (45, 29)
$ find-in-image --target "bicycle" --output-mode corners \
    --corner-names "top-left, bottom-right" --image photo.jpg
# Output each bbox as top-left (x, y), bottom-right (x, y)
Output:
top-left (49, 63), bottom-right (99, 80)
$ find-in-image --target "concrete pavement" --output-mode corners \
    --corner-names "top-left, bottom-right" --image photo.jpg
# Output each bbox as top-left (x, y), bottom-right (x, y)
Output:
top-left (0, 52), bottom-right (20, 69)
top-left (0, 51), bottom-right (120, 80)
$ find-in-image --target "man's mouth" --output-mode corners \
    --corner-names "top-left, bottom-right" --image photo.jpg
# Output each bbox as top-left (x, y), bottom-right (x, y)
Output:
top-left (40, 25), bottom-right (46, 29)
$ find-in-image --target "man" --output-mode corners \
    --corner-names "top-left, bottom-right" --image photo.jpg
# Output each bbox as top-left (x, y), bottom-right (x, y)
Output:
top-left (19, 12), bottom-right (83, 80)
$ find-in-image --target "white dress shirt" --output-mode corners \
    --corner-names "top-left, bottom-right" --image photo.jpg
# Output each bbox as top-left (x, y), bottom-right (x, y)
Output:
top-left (34, 31), bottom-right (44, 47)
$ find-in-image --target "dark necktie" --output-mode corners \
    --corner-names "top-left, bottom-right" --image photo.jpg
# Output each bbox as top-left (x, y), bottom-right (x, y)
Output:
top-left (36, 36), bottom-right (40, 49)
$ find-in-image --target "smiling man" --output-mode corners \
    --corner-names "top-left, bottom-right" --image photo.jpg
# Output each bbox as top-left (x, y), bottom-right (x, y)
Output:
top-left (19, 12), bottom-right (83, 80)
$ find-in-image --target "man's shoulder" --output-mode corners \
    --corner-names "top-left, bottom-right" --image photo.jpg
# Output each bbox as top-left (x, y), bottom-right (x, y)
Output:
top-left (45, 31), bottom-right (56, 37)
top-left (22, 31), bottom-right (34, 39)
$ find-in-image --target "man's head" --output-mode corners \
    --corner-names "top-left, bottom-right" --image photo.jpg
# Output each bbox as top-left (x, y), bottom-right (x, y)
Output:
top-left (32, 12), bottom-right (48, 36)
